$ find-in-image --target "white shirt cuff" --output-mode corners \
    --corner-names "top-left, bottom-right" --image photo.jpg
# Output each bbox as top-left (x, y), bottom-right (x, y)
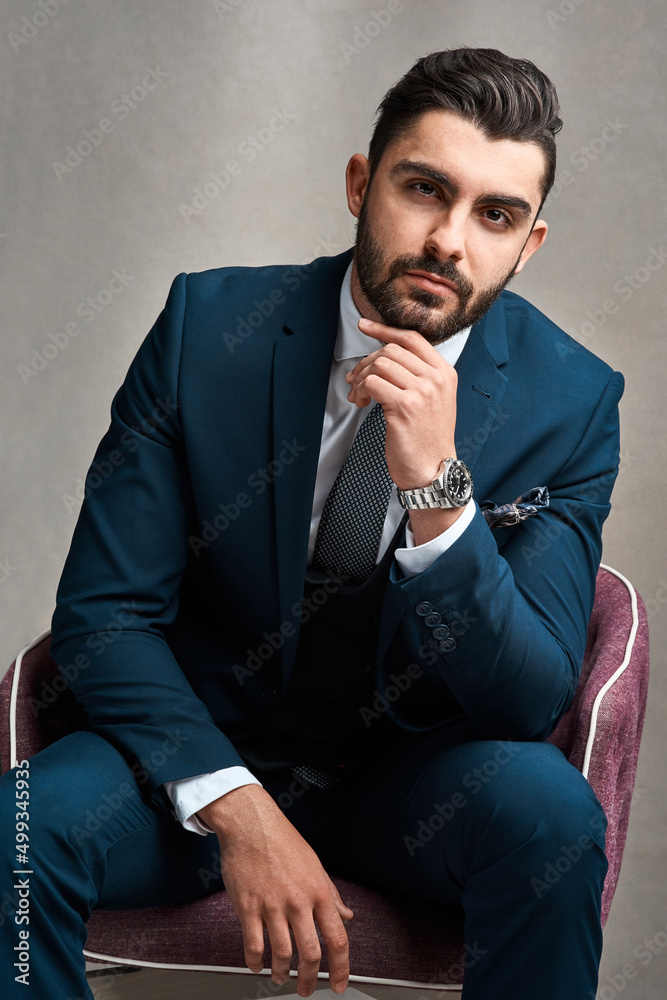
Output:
top-left (163, 766), bottom-right (263, 836)
top-left (394, 500), bottom-right (477, 577)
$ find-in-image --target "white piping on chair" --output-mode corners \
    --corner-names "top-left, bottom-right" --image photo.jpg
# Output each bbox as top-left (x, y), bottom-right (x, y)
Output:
top-left (581, 564), bottom-right (640, 780)
top-left (82, 952), bottom-right (462, 991)
top-left (8, 629), bottom-right (52, 770)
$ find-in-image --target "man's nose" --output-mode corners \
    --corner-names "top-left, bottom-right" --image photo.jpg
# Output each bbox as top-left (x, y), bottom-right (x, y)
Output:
top-left (424, 208), bottom-right (467, 262)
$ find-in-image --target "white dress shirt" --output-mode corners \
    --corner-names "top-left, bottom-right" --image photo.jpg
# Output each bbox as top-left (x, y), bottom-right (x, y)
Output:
top-left (165, 262), bottom-right (475, 834)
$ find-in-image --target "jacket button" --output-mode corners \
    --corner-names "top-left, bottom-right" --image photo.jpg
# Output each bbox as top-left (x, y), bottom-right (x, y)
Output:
top-left (433, 624), bottom-right (450, 640)
top-left (439, 637), bottom-right (457, 653)
top-left (416, 601), bottom-right (433, 616)
top-left (261, 688), bottom-right (278, 708)
top-left (424, 612), bottom-right (442, 627)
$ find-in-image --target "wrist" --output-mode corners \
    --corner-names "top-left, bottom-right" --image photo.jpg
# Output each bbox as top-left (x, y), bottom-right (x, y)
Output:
top-left (395, 448), bottom-right (457, 491)
top-left (409, 505), bottom-right (466, 546)
top-left (397, 457), bottom-right (472, 511)
top-left (198, 783), bottom-right (273, 839)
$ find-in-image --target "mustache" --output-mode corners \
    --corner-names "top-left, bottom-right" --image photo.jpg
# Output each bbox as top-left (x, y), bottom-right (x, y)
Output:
top-left (387, 255), bottom-right (473, 297)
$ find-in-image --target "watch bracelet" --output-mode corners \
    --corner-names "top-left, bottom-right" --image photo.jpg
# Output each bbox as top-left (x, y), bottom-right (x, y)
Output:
top-left (397, 485), bottom-right (465, 509)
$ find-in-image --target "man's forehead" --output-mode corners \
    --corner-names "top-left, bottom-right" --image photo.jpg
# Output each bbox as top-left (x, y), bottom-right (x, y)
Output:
top-left (379, 108), bottom-right (546, 208)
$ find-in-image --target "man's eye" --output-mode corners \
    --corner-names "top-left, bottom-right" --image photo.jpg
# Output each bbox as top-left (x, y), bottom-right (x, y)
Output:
top-left (485, 208), bottom-right (511, 226)
top-left (413, 182), bottom-right (437, 197)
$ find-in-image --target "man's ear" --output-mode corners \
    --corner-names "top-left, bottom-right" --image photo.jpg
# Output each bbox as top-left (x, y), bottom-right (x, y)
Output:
top-left (513, 219), bottom-right (548, 274)
top-left (346, 154), bottom-right (371, 219)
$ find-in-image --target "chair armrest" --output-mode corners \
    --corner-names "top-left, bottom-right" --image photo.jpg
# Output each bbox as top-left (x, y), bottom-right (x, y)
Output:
top-left (549, 565), bottom-right (649, 925)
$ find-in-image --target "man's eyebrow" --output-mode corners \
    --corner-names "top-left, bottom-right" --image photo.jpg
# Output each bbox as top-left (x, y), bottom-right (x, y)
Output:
top-left (389, 158), bottom-right (534, 219)
top-left (389, 159), bottom-right (459, 197)
top-left (473, 193), bottom-right (533, 219)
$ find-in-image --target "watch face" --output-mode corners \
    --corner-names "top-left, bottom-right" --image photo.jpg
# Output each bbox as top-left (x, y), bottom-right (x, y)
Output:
top-left (446, 461), bottom-right (473, 504)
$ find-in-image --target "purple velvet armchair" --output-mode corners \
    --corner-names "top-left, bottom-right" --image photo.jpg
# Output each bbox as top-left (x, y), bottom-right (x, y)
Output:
top-left (0, 565), bottom-right (649, 991)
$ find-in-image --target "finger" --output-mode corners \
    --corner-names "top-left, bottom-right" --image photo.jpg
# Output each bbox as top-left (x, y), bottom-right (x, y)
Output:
top-left (358, 317), bottom-right (444, 364)
top-left (240, 914), bottom-right (266, 974)
top-left (347, 375), bottom-right (407, 411)
top-left (347, 342), bottom-right (433, 383)
top-left (289, 911), bottom-right (324, 997)
top-left (347, 355), bottom-right (421, 403)
top-left (314, 900), bottom-right (350, 995)
top-left (327, 878), bottom-right (354, 920)
top-left (346, 348), bottom-right (428, 409)
top-left (265, 914), bottom-right (296, 986)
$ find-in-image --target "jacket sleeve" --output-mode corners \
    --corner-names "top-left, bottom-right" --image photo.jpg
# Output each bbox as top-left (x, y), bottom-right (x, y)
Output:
top-left (50, 273), bottom-right (249, 801)
top-left (378, 369), bottom-right (624, 742)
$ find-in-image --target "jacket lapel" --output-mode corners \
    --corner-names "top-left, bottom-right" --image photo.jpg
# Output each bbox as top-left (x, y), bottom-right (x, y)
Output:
top-left (453, 294), bottom-right (510, 496)
top-left (271, 251), bottom-right (353, 641)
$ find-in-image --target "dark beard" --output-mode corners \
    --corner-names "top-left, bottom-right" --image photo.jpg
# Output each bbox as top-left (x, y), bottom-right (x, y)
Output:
top-left (353, 196), bottom-right (522, 345)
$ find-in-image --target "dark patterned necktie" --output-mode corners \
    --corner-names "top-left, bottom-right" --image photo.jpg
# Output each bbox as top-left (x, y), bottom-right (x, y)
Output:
top-left (312, 402), bottom-right (394, 581)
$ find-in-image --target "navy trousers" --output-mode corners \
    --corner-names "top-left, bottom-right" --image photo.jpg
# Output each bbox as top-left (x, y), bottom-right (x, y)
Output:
top-left (0, 726), bottom-right (607, 1000)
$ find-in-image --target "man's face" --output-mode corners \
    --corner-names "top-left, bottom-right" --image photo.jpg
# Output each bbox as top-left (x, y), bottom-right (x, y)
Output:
top-left (347, 109), bottom-right (548, 343)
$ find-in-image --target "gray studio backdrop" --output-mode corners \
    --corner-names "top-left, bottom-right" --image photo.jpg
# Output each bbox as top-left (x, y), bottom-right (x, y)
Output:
top-left (2, 1), bottom-right (665, 997)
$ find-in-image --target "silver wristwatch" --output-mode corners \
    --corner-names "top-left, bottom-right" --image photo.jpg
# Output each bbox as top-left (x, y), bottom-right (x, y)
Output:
top-left (396, 458), bottom-right (473, 510)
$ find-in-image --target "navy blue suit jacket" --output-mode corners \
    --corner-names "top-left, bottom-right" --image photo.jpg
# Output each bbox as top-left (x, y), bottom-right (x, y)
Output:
top-left (51, 249), bottom-right (624, 802)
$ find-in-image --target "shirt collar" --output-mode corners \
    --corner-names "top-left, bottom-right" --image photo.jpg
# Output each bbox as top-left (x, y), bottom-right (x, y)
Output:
top-left (336, 260), bottom-right (471, 366)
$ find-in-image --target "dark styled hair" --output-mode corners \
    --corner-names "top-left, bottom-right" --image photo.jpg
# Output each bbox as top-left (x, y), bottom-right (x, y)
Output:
top-left (368, 47), bottom-right (563, 208)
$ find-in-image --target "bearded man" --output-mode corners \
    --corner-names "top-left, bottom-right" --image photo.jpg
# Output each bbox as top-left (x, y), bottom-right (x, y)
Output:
top-left (3, 47), bottom-right (622, 1000)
